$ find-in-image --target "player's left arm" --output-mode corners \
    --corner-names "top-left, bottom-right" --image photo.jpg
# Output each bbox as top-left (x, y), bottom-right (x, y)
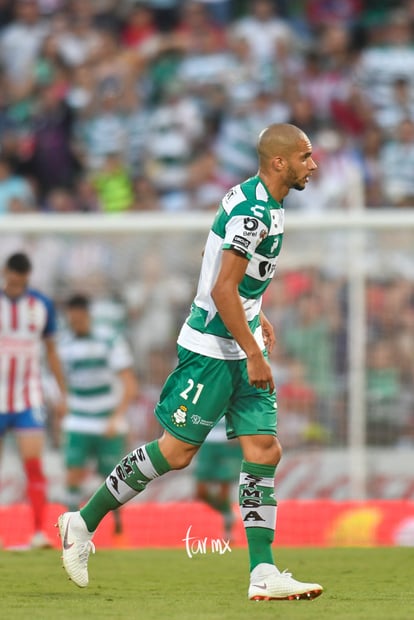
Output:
top-left (44, 337), bottom-right (67, 417)
top-left (105, 367), bottom-right (138, 437)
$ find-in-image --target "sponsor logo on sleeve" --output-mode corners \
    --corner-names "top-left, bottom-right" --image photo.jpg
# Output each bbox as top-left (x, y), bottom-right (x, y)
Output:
top-left (243, 217), bottom-right (259, 231)
top-left (232, 235), bottom-right (250, 249)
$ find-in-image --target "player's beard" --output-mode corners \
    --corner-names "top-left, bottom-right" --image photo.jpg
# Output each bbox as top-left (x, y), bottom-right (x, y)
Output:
top-left (287, 165), bottom-right (306, 191)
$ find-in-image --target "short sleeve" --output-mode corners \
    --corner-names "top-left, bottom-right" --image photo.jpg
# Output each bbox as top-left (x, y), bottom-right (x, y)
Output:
top-left (222, 215), bottom-right (268, 259)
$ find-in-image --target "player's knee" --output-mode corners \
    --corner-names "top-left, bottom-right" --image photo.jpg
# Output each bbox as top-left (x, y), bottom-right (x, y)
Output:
top-left (258, 437), bottom-right (282, 466)
top-left (241, 435), bottom-right (282, 466)
top-left (158, 432), bottom-right (198, 469)
top-left (168, 448), bottom-right (197, 470)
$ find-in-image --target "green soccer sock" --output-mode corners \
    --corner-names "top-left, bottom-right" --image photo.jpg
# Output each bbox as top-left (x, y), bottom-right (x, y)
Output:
top-left (80, 440), bottom-right (171, 532)
top-left (239, 460), bottom-right (277, 571)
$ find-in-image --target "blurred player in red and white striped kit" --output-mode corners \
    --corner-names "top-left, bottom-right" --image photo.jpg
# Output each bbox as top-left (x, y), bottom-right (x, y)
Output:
top-left (0, 252), bottom-right (66, 548)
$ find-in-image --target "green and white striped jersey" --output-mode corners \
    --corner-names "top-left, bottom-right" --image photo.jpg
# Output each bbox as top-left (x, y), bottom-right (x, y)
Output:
top-left (59, 332), bottom-right (134, 435)
top-left (178, 175), bottom-right (284, 360)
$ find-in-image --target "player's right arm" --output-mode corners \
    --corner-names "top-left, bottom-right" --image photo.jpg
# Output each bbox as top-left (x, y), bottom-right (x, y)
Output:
top-left (211, 248), bottom-right (275, 393)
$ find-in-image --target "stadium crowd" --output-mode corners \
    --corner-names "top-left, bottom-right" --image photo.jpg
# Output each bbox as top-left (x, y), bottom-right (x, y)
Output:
top-left (1, 0), bottom-right (414, 452)
top-left (1, 0), bottom-right (414, 213)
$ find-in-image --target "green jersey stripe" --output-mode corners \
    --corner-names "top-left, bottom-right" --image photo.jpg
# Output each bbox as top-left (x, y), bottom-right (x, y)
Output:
top-left (70, 358), bottom-right (108, 370)
top-left (69, 385), bottom-right (112, 397)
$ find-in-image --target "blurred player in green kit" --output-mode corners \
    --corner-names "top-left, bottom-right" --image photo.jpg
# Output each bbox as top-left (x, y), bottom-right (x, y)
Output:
top-left (194, 417), bottom-right (242, 541)
top-left (59, 294), bottom-right (137, 543)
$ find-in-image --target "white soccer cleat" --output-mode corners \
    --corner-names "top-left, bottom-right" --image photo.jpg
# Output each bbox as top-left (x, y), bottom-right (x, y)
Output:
top-left (30, 531), bottom-right (53, 549)
top-left (248, 562), bottom-right (323, 601)
top-left (56, 512), bottom-right (95, 588)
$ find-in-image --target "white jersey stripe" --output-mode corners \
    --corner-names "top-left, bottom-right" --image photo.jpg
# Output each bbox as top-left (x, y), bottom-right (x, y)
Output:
top-left (14, 355), bottom-right (27, 412)
top-left (7, 356), bottom-right (16, 411)
top-left (0, 356), bottom-right (7, 411)
top-left (178, 322), bottom-right (265, 360)
top-left (23, 357), bottom-right (31, 410)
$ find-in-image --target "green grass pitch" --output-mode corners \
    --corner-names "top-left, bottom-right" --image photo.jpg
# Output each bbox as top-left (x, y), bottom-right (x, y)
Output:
top-left (0, 547), bottom-right (412, 620)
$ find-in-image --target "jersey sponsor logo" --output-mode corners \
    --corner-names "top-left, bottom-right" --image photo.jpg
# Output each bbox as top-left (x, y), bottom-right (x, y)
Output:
top-left (250, 204), bottom-right (266, 218)
top-left (259, 261), bottom-right (277, 278)
top-left (191, 414), bottom-right (213, 427)
top-left (243, 217), bottom-right (259, 231)
top-left (221, 184), bottom-right (245, 212)
top-left (232, 235), bottom-right (250, 249)
top-left (172, 405), bottom-right (187, 427)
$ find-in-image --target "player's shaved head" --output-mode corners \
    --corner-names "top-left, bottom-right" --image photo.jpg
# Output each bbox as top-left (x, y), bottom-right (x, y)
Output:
top-left (257, 123), bottom-right (308, 166)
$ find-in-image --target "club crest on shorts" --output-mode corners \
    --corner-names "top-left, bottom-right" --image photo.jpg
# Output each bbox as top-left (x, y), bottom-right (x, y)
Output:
top-left (172, 405), bottom-right (187, 427)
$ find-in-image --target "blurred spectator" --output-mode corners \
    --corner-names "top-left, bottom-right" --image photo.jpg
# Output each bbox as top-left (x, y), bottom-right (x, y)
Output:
top-left (375, 76), bottom-right (414, 135)
top-left (366, 339), bottom-right (402, 444)
top-left (355, 8), bottom-right (414, 111)
top-left (287, 94), bottom-right (321, 139)
top-left (297, 36), bottom-right (355, 125)
top-left (74, 80), bottom-right (129, 170)
top-left (0, 155), bottom-right (35, 214)
top-left (174, 0), bottom-right (227, 54)
top-left (230, 0), bottom-right (293, 85)
top-left (54, 1), bottom-right (103, 68)
top-left (145, 0), bottom-right (181, 33)
top-left (122, 87), bottom-right (150, 174)
top-left (144, 80), bottom-right (204, 210)
top-left (0, 0), bottom-right (49, 85)
top-left (285, 128), bottom-right (364, 211)
top-left (92, 152), bottom-right (135, 213)
top-left (65, 63), bottom-right (95, 113)
top-left (277, 357), bottom-right (326, 450)
top-left (212, 82), bottom-right (290, 191)
top-left (121, 1), bottom-right (160, 50)
top-left (198, 0), bottom-right (233, 26)
top-left (379, 118), bottom-right (414, 207)
top-left (28, 81), bottom-right (79, 199)
top-left (305, 0), bottom-right (363, 27)
top-left (280, 292), bottom-right (337, 406)
top-left (331, 83), bottom-right (374, 139)
top-left (43, 186), bottom-right (78, 212)
top-left (0, 0), bottom-right (13, 30)
top-left (130, 174), bottom-right (161, 211)
top-left (354, 125), bottom-right (386, 208)
top-left (0, 1), bottom-right (412, 213)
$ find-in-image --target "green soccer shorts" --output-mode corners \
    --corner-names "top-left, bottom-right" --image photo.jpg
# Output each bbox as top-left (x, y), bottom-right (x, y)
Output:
top-left (64, 431), bottom-right (125, 477)
top-left (154, 345), bottom-right (277, 446)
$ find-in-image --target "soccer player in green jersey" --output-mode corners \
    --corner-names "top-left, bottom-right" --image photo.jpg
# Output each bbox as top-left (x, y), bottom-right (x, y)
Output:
top-left (194, 417), bottom-right (242, 541)
top-left (59, 294), bottom-right (137, 543)
top-left (57, 123), bottom-right (323, 601)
